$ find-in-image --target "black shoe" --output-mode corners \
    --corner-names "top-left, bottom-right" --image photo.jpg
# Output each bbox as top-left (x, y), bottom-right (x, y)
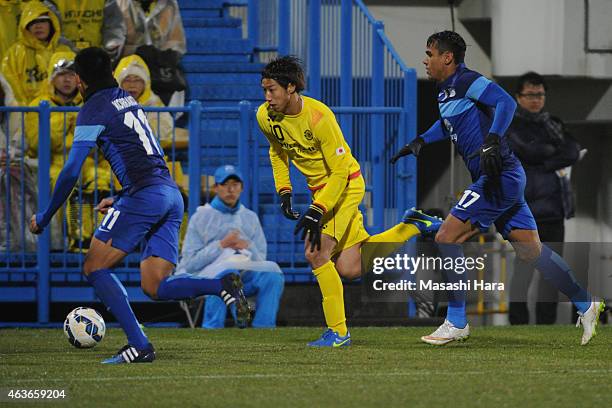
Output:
top-left (102, 343), bottom-right (156, 364)
top-left (220, 273), bottom-right (251, 328)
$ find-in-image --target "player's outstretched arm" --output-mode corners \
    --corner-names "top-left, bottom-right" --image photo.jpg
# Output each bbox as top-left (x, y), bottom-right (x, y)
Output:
top-left (30, 145), bottom-right (91, 234)
top-left (390, 120), bottom-right (446, 164)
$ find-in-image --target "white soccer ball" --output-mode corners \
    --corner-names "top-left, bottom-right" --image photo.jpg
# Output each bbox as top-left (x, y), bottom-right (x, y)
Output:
top-left (64, 307), bottom-right (106, 348)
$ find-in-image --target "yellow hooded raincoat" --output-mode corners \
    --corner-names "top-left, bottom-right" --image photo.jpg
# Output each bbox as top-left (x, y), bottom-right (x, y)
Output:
top-left (1, 1), bottom-right (73, 105)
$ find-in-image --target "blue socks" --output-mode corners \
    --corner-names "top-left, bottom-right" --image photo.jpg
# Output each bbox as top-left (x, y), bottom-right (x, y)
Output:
top-left (535, 244), bottom-right (591, 313)
top-left (438, 243), bottom-right (468, 329)
top-left (86, 269), bottom-right (149, 350)
top-left (156, 274), bottom-right (223, 301)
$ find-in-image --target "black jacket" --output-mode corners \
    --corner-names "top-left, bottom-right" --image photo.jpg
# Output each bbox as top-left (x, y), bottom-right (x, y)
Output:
top-left (507, 115), bottom-right (580, 222)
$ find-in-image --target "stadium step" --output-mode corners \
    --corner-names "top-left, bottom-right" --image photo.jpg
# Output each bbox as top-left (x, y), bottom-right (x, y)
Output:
top-left (183, 17), bottom-right (242, 40)
top-left (184, 26), bottom-right (242, 40)
top-left (183, 16), bottom-right (241, 28)
top-left (182, 62), bottom-right (265, 74)
top-left (190, 84), bottom-right (262, 101)
top-left (193, 99), bottom-right (261, 107)
top-left (180, 9), bottom-right (223, 18)
top-left (183, 38), bottom-right (254, 55)
top-left (183, 54), bottom-right (251, 63)
top-left (200, 128), bottom-right (240, 145)
top-left (178, 0), bottom-right (225, 9)
top-left (185, 72), bottom-right (261, 85)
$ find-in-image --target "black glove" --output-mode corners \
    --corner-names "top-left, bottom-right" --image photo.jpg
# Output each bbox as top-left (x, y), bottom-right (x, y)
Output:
top-left (390, 137), bottom-right (425, 164)
top-left (279, 190), bottom-right (300, 220)
top-left (294, 204), bottom-right (324, 252)
top-left (476, 133), bottom-right (503, 178)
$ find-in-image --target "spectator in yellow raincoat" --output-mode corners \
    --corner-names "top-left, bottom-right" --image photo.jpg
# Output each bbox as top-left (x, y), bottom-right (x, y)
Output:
top-left (52, 0), bottom-right (126, 63)
top-left (1, 1), bottom-right (73, 105)
top-left (0, 0), bottom-right (22, 62)
top-left (113, 53), bottom-right (174, 148)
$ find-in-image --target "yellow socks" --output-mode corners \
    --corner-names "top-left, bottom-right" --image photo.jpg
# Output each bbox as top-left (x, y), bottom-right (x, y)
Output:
top-left (313, 261), bottom-right (348, 336)
top-left (367, 223), bottom-right (420, 243)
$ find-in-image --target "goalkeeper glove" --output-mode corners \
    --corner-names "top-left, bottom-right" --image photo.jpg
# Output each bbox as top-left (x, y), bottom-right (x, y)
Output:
top-left (279, 190), bottom-right (300, 220)
top-left (390, 137), bottom-right (425, 164)
top-left (294, 203), bottom-right (325, 252)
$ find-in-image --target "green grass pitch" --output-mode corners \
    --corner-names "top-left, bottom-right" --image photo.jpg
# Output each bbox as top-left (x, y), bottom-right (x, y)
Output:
top-left (1, 326), bottom-right (610, 407)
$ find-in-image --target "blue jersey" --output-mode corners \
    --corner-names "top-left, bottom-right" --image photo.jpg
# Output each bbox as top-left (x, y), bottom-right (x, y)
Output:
top-left (74, 87), bottom-right (175, 194)
top-left (422, 64), bottom-right (521, 181)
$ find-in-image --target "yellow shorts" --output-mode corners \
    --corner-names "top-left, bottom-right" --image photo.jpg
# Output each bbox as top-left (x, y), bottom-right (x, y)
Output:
top-left (313, 175), bottom-right (370, 256)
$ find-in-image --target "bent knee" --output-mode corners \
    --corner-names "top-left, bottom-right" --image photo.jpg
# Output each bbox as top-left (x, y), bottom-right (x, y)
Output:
top-left (266, 272), bottom-right (285, 287)
top-left (141, 280), bottom-right (160, 300)
top-left (435, 230), bottom-right (453, 244)
top-left (257, 272), bottom-right (285, 292)
top-left (82, 261), bottom-right (104, 277)
top-left (305, 250), bottom-right (331, 269)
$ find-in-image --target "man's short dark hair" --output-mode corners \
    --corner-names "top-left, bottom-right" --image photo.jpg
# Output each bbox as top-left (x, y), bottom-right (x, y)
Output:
top-left (516, 71), bottom-right (547, 94)
top-left (427, 31), bottom-right (467, 64)
top-left (74, 47), bottom-right (114, 86)
top-left (261, 56), bottom-right (305, 93)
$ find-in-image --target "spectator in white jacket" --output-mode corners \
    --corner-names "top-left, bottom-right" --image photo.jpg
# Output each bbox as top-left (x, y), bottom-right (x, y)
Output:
top-left (176, 165), bottom-right (284, 328)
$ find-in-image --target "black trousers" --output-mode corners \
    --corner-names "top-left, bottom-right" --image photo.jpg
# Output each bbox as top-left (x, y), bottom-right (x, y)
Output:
top-left (509, 220), bottom-right (565, 325)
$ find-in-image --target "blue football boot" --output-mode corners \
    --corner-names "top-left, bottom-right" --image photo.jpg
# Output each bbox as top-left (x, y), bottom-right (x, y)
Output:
top-left (402, 207), bottom-right (443, 234)
top-left (307, 329), bottom-right (352, 348)
top-left (102, 343), bottom-right (156, 364)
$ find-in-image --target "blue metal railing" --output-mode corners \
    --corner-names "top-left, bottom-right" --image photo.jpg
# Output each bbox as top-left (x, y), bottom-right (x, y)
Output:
top-left (2, 99), bottom-right (410, 322)
top-left (0, 102), bottom-right (199, 323)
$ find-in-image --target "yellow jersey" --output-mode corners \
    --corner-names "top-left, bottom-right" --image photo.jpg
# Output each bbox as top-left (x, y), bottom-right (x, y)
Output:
top-left (256, 96), bottom-right (361, 212)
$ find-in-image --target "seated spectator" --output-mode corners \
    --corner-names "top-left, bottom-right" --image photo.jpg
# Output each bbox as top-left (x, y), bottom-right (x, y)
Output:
top-left (25, 51), bottom-right (112, 251)
top-left (176, 165), bottom-right (284, 329)
top-left (116, 0), bottom-right (186, 57)
top-left (1, 1), bottom-right (73, 106)
top-left (0, 0), bottom-right (21, 63)
top-left (0, 72), bottom-right (37, 252)
top-left (52, 0), bottom-right (126, 64)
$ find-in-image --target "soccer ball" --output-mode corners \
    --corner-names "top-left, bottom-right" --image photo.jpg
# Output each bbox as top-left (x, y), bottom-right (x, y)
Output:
top-left (64, 307), bottom-right (106, 348)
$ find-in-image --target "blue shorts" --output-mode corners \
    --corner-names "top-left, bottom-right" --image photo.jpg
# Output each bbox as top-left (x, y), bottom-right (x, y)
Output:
top-left (94, 184), bottom-right (184, 264)
top-left (450, 166), bottom-right (537, 239)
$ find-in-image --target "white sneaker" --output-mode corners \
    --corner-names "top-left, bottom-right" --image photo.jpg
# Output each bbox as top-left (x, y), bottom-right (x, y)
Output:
top-left (576, 300), bottom-right (605, 346)
top-left (421, 319), bottom-right (470, 345)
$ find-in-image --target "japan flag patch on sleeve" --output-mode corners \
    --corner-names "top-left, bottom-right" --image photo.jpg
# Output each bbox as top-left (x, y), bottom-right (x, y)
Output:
top-left (336, 146), bottom-right (346, 156)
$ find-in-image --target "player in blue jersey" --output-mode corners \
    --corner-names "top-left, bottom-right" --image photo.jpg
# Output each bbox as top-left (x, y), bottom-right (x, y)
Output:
top-left (29, 47), bottom-right (250, 363)
top-left (391, 31), bottom-right (604, 345)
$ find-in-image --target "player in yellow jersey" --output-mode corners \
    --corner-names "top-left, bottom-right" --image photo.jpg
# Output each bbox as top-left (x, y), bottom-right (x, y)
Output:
top-left (257, 56), bottom-right (442, 347)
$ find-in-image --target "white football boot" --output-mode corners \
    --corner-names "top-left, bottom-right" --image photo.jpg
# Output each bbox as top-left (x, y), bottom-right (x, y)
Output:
top-left (576, 300), bottom-right (605, 346)
top-left (421, 319), bottom-right (470, 345)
